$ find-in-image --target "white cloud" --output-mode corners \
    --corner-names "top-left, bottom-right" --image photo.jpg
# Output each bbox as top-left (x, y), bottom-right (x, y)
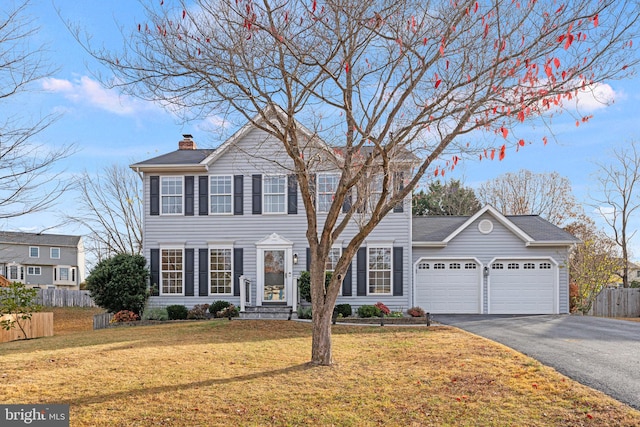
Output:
top-left (41, 76), bottom-right (156, 116)
top-left (573, 83), bottom-right (619, 112)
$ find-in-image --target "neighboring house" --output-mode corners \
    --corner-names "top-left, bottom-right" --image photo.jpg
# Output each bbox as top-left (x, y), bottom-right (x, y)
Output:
top-left (131, 115), bottom-right (578, 316)
top-left (0, 232), bottom-right (85, 290)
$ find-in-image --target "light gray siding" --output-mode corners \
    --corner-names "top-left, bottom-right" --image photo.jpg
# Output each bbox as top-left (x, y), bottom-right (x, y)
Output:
top-left (144, 128), bottom-right (413, 311)
top-left (412, 212), bottom-right (571, 313)
top-left (0, 242), bottom-right (82, 288)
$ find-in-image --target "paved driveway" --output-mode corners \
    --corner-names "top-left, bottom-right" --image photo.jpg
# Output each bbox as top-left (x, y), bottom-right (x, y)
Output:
top-left (433, 314), bottom-right (640, 410)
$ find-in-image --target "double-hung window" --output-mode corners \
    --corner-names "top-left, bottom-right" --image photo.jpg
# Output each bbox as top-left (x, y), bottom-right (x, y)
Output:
top-left (210, 247), bottom-right (233, 295)
top-left (368, 246), bottom-right (392, 294)
top-left (317, 174), bottom-right (339, 213)
top-left (366, 174), bottom-right (385, 212)
top-left (50, 248), bottom-right (60, 259)
top-left (325, 247), bottom-right (342, 272)
top-left (27, 266), bottom-right (41, 275)
top-left (161, 248), bottom-right (183, 294)
top-left (263, 175), bottom-right (286, 213)
top-left (29, 247), bottom-right (39, 258)
top-left (210, 176), bottom-right (232, 214)
top-left (161, 177), bottom-right (183, 214)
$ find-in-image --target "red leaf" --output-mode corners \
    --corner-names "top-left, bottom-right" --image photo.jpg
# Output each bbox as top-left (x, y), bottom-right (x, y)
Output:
top-left (490, 149), bottom-right (495, 160)
top-left (544, 64), bottom-right (553, 78)
top-left (439, 44), bottom-right (445, 56)
top-left (345, 63), bottom-right (349, 73)
top-left (474, 2), bottom-right (479, 13)
top-left (312, 0), bottom-right (317, 13)
top-left (501, 127), bottom-right (508, 138)
top-left (586, 414), bottom-right (593, 419)
top-left (564, 34), bottom-right (574, 50)
top-left (553, 57), bottom-right (560, 69)
top-left (435, 79), bottom-right (442, 89)
top-left (517, 110), bottom-right (525, 122)
top-left (518, 139), bottom-right (525, 146)
top-left (423, 37), bottom-right (428, 45)
top-left (182, 9), bottom-right (186, 19)
top-left (543, 136), bottom-right (548, 145)
top-left (434, 168), bottom-right (439, 177)
top-left (593, 14), bottom-right (599, 27)
top-left (499, 145), bottom-right (506, 161)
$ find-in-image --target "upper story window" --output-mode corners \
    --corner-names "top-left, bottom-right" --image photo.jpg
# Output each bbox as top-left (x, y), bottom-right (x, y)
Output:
top-left (161, 177), bottom-right (183, 215)
top-left (368, 246), bottom-right (392, 295)
top-left (325, 247), bottom-right (342, 272)
top-left (317, 174), bottom-right (339, 213)
top-left (263, 175), bottom-right (286, 214)
top-left (50, 248), bottom-right (60, 259)
top-left (210, 175), bottom-right (232, 214)
top-left (366, 174), bottom-right (385, 212)
top-left (29, 247), bottom-right (39, 258)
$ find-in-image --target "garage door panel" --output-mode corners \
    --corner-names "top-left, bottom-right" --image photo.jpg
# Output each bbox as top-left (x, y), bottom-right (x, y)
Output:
top-left (415, 260), bottom-right (480, 314)
top-left (489, 260), bottom-right (555, 314)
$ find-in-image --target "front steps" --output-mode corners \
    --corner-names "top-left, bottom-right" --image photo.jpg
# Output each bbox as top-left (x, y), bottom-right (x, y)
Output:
top-left (240, 305), bottom-right (297, 320)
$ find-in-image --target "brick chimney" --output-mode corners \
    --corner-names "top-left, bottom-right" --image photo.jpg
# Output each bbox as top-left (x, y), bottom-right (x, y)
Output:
top-left (178, 134), bottom-right (197, 150)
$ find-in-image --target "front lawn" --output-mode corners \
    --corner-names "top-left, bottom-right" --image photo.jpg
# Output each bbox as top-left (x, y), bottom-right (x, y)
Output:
top-left (0, 308), bottom-right (638, 426)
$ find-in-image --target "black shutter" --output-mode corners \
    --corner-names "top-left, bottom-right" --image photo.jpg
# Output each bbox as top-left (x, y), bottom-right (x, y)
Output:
top-left (198, 249), bottom-right (208, 296)
top-left (185, 176), bottom-right (194, 216)
top-left (252, 174), bottom-right (262, 214)
top-left (199, 176), bottom-right (208, 215)
top-left (342, 261), bottom-right (353, 296)
top-left (342, 188), bottom-right (352, 213)
top-left (233, 248), bottom-right (243, 296)
top-left (393, 172), bottom-right (404, 213)
top-left (288, 174), bottom-right (298, 214)
top-left (150, 176), bottom-right (160, 216)
top-left (393, 247), bottom-right (403, 296)
top-left (150, 249), bottom-right (160, 296)
top-left (357, 247), bottom-right (367, 296)
top-left (234, 175), bottom-right (244, 215)
top-left (185, 248), bottom-right (194, 296)
top-left (306, 247), bottom-right (311, 271)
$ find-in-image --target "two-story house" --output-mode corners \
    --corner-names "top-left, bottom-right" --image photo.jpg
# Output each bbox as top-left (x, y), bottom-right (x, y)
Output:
top-left (132, 114), bottom-right (578, 316)
top-left (0, 232), bottom-right (85, 289)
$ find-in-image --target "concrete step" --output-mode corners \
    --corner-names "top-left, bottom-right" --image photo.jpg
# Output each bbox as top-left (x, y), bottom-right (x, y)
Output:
top-left (240, 306), bottom-right (297, 320)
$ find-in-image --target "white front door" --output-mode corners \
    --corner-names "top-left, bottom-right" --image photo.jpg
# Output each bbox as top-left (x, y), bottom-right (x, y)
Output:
top-left (255, 233), bottom-right (294, 306)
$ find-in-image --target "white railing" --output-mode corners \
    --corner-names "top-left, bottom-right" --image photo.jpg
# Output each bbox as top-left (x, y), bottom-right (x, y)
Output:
top-left (239, 275), bottom-right (251, 312)
top-left (292, 275), bottom-right (298, 313)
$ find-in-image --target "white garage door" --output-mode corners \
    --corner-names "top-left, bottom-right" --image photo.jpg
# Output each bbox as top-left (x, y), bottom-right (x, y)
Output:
top-left (415, 260), bottom-right (481, 313)
top-left (489, 260), bottom-right (556, 314)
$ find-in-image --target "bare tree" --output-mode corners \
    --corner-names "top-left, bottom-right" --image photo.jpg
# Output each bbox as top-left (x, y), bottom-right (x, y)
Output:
top-left (0, 1), bottom-right (74, 219)
top-left (565, 218), bottom-right (621, 314)
top-left (477, 169), bottom-right (583, 227)
top-left (591, 142), bottom-right (640, 288)
top-left (69, 164), bottom-right (143, 261)
top-left (76, 0), bottom-right (639, 365)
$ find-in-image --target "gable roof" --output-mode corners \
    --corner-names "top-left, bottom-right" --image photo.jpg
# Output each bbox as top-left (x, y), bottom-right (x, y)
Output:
top-left (412, 205), bottom-right (579, 247)
top-left (0, 231), bottom-right (81, 247)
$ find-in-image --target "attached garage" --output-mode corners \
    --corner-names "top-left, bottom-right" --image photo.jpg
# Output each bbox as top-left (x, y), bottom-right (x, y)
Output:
top-left (415, 259), bottom-right (482, 313)
top-left (489, 259), bottom-right (557, 314)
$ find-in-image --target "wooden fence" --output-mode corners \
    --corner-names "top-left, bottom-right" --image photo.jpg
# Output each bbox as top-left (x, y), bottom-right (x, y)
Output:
top-left (589, 288), bottom-right (640, 318)
top-left (93, 312), bottom-right (113, 330)
top-left (35, 289), bottom-right (96, 308)
top-left (0, 312), bottom-right (54, 342)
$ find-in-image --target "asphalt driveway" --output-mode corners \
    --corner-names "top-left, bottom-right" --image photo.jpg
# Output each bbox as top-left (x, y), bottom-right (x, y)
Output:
top-left (433, 314), bottom-right (640, 410)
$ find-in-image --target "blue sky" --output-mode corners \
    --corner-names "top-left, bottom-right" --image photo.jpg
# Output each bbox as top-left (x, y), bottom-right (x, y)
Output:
top-left (4, 1), bottom-right (640, 258)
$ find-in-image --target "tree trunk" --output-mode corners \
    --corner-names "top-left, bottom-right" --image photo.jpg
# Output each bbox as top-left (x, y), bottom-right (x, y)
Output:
top-left (310, 303), bottom-right (333, 365)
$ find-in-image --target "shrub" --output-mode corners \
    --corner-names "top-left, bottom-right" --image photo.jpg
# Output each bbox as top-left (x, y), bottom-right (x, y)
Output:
top-left (218, 304), bottom-right (239, 318)
top-left (388, 311), bottom-right (404, 318)
top-left (298, 271), bottom-right (332, 303)
top-left (209, 300), bottom-right (231, 317)
top-left (0, 282), bottom-right (41, 339)
top-left (357, 305), bottom-right (382, 318)
top-left (166, 305), bottom-right (188, 320)
top-left (142, 307), bottom-right (169, 321)
top-left (374, 302), bottom-right (390, 315)
top-left (297, 306), bottom-right (313, 319)
top-left (188, 304), bottom-right (210, 319)
top-left (334, 303), bottom-right (352, 318)
top-left (111, 310), bottom-right (139, 323)
top-left (407, 306), bottom-right (426, 317)
top-left (86, 253), bottom-right (150, 316)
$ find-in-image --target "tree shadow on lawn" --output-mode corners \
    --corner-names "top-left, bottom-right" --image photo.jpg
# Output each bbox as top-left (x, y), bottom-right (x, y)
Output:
top-left (55, 362), bottom-right (315, 407)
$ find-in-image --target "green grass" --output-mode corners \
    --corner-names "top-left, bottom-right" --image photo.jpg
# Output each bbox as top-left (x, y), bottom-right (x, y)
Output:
top-left (0, 308), bottom-right (639, 426)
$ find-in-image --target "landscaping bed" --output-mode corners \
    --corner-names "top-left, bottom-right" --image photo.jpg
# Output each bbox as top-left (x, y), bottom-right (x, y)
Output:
top-left (336, 316), bottom-right (430, 325)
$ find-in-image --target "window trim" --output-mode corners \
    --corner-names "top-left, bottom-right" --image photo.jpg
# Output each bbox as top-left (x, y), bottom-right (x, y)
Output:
top-left (160, 176), bottom-right (184, 215)
top-left (160, 247), bottom-right (185, 296)
top-left (316, 173), bottom-right (340, 213)
top-left (50, 247), bottom-right (60, 259)
top-left (262, 175), bottom-right (287, 214)
top-left (29, 246), bottom-right (39, 258)
top-left (366, 245), bottom-right (393, 296)
top-left (53, 265), bottom-right (76, 284)
top-left (27, 266), bottom-right (41, 276)
top-left (208, 244), bottom-right (234, 296)
top-left (209, 175), bottom-right (233, 215)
